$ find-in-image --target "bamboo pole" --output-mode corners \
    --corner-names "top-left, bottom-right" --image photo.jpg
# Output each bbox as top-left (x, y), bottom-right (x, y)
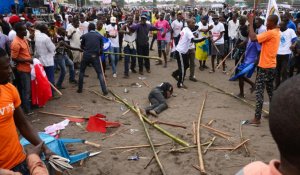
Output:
top-left (208, 147), bottom-right (234, 150)
top-left (206, 120), bottom-right (215, 126)
top-left (239, 122), bottom-right (250, 157)
top-left (109, 142), bottom-right (170, 150)
top-left (229, 52), bottom-right (245, 77)
top-left (231, 139), bottom-right (250, 152)
top-left (142, 79), bottom-right (150, 87)
top-left (104, 52), bottom-right (162, 61)
top-left (98, 57), bottom-right (107, 87)
top-left (49, 82), bottom-right (63, 96)
top-left (200, 124), bottom-right (232, 137)
top-left (136, 106), bottom-right (166, 175)
top-left (216, 48), bottom-right (234, 69)
top-left (198, 80), bottom-right (269, 114)
top-left (122, 109), bottom-right (131, 116)
top-left (89, 89), bottom-right (122, 104)
top-left (39, 111), bottom-right (85, 119)
top-left (152, 120), bottom-right (187, 129)
top-left (102, 128), bottom-right (130, 140)
top-left (109, 90), bottom-right (190, 147)
top-left (203, 137), bottom-right (216, 154)
top-left (193, 121), bottom-right (197, 145)
top-left (83, 141), bottom-right (101, 148)
top-left (144, 150), bottom-right (161, 169)
top-left (197, 92), bottom-right (207, 175)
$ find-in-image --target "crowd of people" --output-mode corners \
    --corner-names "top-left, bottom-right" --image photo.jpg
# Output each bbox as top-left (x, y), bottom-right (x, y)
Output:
top-left (1, 1), bottom-right (300, 174)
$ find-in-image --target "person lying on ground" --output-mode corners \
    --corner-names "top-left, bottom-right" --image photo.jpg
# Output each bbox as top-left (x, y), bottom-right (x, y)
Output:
top-left (0, 142), bottom-right (49, 175)
top-left (144, 82), bottom-right (173, 117)
top-left (0, 48), bottom-right (52, 174)
top-left (236, 74), bottom-right (300, 175)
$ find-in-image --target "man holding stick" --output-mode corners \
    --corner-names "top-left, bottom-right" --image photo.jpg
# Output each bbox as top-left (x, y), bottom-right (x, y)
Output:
top-left (77, 23), bottom-right (108, 95)
top-left (245, 13), bottom-right (280, 126)
top-left (209, 15), bottom-right (226, 73)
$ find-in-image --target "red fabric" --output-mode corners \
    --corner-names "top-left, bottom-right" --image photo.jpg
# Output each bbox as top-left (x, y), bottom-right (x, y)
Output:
top-left (86, 114), bottom-right (120, 133)
top-left (9, 15), bottom-right (20, 24)
top-left (31, 61), bottom-right (52, 107)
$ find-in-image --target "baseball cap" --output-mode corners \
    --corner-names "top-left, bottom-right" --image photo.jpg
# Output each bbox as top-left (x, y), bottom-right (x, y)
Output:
top-left (110, 16), bottom-right (116, 23)
top-left (141, 14), bottom-right (147, 19)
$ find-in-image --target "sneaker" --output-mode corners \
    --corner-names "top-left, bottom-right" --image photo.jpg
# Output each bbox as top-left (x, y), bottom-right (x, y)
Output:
top-left (146, 69), bottom-right (151, 73)
top-left (103, 91), bottom-right (109, 96)
top-left (113, 73), bottom-right (117, 78)
top-left (199, 67), bottom-right (204, 71)
top-left (177, 84), bottom-right (188, 89)
top-left (189, 77), bottom-right (198, 82)
top-left (69, 79), bottom-right (78, 84)
top-left (203, 65), bottom-right (209, 69)
top-left (139, 71), bottom-right (144, 75)
top-left (25, 111), bottom-right (34, 116)
top-left (155, 61), bottom-right (163, 65)
top-left (209, 70), bottom-right (215, 73)
top-left (77, 89), bottom-right (82, 93)
top-left (149, 110), bottom-right (158, 117)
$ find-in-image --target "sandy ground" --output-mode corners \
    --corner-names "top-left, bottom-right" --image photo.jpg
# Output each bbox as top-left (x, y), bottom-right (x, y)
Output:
top-left (27, 44), bottom-right (279, 175)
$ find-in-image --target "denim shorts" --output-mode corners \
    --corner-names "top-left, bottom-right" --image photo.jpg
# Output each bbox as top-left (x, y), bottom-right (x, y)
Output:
top-left (157, 40), bottom-right (167, 51)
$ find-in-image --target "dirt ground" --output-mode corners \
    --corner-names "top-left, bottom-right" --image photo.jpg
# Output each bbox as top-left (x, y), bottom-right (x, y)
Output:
top-left (28, 45), bottom-right (279, 175)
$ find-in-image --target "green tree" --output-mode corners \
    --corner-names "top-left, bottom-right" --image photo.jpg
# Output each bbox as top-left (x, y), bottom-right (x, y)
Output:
top-left (225, 0), bottom-right (235, 5)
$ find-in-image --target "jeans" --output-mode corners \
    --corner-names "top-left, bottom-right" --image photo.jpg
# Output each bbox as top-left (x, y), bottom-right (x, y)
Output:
top-left (145, 88), bottom-right (168, 114)
top-left (123, 45), bottom-right (137, 75)
top-left (78, 54), bottom-right (107, 94)
top-left (11, 160), bottom-right (29, 175)
top-left (137, 44), bottom-right (150, 72)
top-left (255, 68), bottom-right (276, 119)
top-left (18, 71), bottom-right (31, 113)
top-left (109, 47), bottom-right (119, 74)
top-left (55, 54), bottom-right (75, 88)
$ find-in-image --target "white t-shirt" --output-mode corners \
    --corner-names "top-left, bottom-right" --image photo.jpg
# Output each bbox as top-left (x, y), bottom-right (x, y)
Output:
top-left (176, 27), bottom-right (194, 54)
top-left (197, 22), bottom-right (209, 39)
top-left (67, 25), bottom-right (82, 48)
top-left (211, 22), bottom-right (225, 45)
top-left (106, 24), bottom-right (119, 48)
top-left (8, 30), bottom-right (16, 42)
top-left (278, 28), bottom-right (297, 55)
top-left (228, 20), bottom-right (239, 39)
top-left (171, 19), bottom-right (183, 38)
top-left (256, 25), bottom-right (267, 34)
top-left (79, 21), bottom-right (89, 35)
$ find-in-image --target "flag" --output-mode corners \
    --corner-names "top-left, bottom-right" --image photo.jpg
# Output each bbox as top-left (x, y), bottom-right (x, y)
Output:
top-left (31, 58), bottom-right (52, 107)
top-left (265, 0), bottom-right (280, 25)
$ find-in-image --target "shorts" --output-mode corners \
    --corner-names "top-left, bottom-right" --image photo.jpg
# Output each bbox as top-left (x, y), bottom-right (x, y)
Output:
top-left (157, 40), bottom-right (167, 51)
top-left (211, 44), bottom-right (224, 56)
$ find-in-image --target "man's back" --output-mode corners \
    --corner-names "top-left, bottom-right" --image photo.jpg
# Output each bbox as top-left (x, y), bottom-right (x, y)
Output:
top-left (257, 28), bottom-right (280, 69)
top-left (81, 31), bottom-right (102, 56)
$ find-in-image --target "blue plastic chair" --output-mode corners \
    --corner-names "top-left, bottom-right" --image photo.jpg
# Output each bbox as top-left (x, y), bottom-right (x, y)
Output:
top-left (20, 132), bottom-right (90, 164)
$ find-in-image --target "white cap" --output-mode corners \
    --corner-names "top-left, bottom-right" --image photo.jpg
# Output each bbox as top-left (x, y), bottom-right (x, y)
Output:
top-left (110, 16), bottom-right (116, 23)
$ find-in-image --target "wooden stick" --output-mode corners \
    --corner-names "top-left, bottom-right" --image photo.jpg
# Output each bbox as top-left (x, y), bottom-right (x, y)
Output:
top-left (169, 142), bottom-right (211, 152)
top-left (239, 123), bottom-right (250, 157)
top-left (49, 82), bottom-right (62, 96)
top-left (206, 120), bottom-right (215, 126)
top-left (120, 148), bottom-right (138, 154)
top-left (104, 52), bottom-right (162, 61)
top-left (89, 89), bottom-right (122, 104)
top-left (208, 147), bottom-right (234, 150)
top-left (109, 142), bottom-right (170, 150)
top-left (212, 42), bottom-right (220, 54)
top-left (229, 52), bottom-right (245, 77)
top-left (122, 109), bottom-right (131, 116)
top-left (231, 139), bottom-right (250, 152)
top-left (193, 121), bottom-right (197, 145)
top-left (39, 111), bottom-right (85, 119)
top-left (102, 128), bottom-right (130, 140)
top-left (84, 141), bottom-right (101, 148)
top-left (144, 151), bottom-right (161, 169)
top-left (110, 90), bottom-right (190, 147)
top-left (142, 79), bottom-right (150, 87)
top-left (203, 137), bottom-right (216, 154)
top-left (197, 92), bottom-right (207, 175)
top-left (152, 120), bottom-right (187, 129)
top-left (201, 124), bottom-right (232, 137)
top-left (136, 105), bottom-right (166, 175)
top-left (98, 57), bottom-right (107, 87)
top-left (216, 48), bottom-right (234, 69)
top-left (211, 132), bottom-right (230, 140)
top-left (193, 164), bottom-right (202, 171)
top-left (198, 80), bottom-right (269, 114)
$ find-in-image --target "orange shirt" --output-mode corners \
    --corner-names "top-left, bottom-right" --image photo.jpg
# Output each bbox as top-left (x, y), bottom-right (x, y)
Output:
top-left (257, 28), bottom-right (280, 69)
top-left (11, 36), bottom-right (31, 73)
top-left (0, 83), bottom-right (26, 169)
top-left (237, 160), bottom-right (282, 175)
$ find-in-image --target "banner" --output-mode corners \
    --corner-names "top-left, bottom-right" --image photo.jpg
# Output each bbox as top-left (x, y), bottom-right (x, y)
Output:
top-left (265, 0), bottom-right (280, 24)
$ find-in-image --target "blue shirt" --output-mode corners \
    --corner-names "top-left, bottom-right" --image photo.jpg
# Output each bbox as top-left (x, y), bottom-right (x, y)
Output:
top-left (287, 20), bottom-right (296, 32)
top-left (244, 41), bottom-right (261, 64)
